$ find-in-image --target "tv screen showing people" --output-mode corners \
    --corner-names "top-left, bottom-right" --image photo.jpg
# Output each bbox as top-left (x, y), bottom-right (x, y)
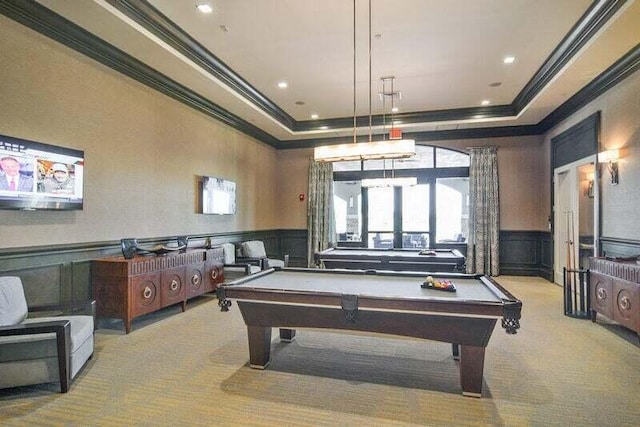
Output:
top-left (0, 134), bottom-right (84, 210)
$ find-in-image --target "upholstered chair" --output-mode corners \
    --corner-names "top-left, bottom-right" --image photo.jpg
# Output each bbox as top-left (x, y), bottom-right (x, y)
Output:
top-left (221, 243), bottom-right (261, 281)
top-left (238, 240), bottom-right (288, 269)
top-left (0, 276), bottom-right (94, 393)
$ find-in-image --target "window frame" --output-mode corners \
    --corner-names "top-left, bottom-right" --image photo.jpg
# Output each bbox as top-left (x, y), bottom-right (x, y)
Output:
top-left (332, 145), bottom-right (469, 249)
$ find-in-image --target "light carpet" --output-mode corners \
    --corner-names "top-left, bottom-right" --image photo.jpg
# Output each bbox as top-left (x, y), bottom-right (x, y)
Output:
top-left (1, 276), bottom-right (639, 426)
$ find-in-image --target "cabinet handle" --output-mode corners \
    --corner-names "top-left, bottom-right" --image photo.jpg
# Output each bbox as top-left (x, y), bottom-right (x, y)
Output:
top-left (211, 269), bottom-right (218, 280)
top-left (143, 286), bottom-right (152, 299)
top-left (191, 274), bottom-right (200, 285)
top-left (170, 279), bottom-right (179, 291)
top-left (620, 296), bottom-right (631, 310)
top-left (597, 288), bottom-right (606, 300)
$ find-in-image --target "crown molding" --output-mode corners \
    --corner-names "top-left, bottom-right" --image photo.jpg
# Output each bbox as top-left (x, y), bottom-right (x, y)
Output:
top-left (0, 0), bottom-right (636, 149)
top-left (0, 0), bottom-right (280, 147)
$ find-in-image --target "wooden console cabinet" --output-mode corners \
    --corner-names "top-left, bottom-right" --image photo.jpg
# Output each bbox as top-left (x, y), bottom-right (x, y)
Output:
top-left (589, 257), bottom-right (640, 338)
top-left (92, 248), bottom-right (224, 333)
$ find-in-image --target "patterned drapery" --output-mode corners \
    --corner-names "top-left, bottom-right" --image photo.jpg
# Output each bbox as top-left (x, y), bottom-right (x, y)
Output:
top-left (307, 159), bottom-right (335, 267)
top-left (466, 147), bottom-right (500, 276)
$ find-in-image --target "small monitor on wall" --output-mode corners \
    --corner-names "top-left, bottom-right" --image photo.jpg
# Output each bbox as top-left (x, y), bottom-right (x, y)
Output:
top-left (0, 133), bottom-right (84, 211)
top-left (201, 176), bottom-right (236, 215)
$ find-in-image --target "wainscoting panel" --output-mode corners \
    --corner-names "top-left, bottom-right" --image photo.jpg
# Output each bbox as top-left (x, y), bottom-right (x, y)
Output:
top-left (499, 230), bottom-right (551, 278)
top-left (71, 259), bottom-right (93, 302)
top-left (539, 232), bottom-right (553, 281)
top-left (15, 263), bottom-right (63, 306)
top-left (600, 237), bottom-right (640, 258)
top-left (0, 230), bottom-right (308, 307)
top-left (1, 229), bottom-right (553, 307)
top-left (279, 229), bottom-right (308, 267)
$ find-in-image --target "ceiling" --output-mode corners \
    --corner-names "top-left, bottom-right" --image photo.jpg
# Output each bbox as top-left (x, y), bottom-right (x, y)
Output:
top-left (5, 0), bottom-right (640, 148)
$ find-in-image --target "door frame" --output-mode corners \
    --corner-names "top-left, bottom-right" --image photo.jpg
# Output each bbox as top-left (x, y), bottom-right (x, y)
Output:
top-left (553, 155), bottom-right (598, 285)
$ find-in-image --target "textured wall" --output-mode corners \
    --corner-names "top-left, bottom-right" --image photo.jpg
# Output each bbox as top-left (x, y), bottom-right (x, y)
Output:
top-left (0, 17), bottom-right (279, 249)
top-left (276, 148), bottom-right (311, 230)
top-left (544, 68), bottom-right (640, 241)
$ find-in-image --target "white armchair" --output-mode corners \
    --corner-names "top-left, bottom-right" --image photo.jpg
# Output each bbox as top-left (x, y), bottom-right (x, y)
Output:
top-left (0, 276), bottom-right (94, 393)
top-left (221, 243), bottom-right (261, 282)
top-left (238, 240), bottom-right (288, 269)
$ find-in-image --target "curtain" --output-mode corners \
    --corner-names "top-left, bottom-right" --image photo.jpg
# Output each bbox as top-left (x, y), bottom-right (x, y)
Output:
top-left (307, 159), bottom-right (335, 267)
top-left (466, 147), bottom-right (500, 276)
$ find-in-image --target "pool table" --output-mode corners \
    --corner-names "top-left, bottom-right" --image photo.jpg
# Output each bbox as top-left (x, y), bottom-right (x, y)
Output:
top-left (217, 268), bottom-right (521, 397)
top-left (315, 247), bottom-right (466, 272)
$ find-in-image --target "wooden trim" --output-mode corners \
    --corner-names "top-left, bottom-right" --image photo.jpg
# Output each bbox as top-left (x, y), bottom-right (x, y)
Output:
top-left (600, 236), bottom-right (640, 257)
top-left (513, 0), bottom-right (627, 113)
top-left (539, 42), bottom-right (640, 132)
top-left (0, 0), bottom-right (280, 147)
top-left (499, 230), bottom-right (552, 279)
top-left (105, 0), bottom-right (295, 129)
top-left (551, 112), bottom-right (600, 169)
top-left (1, 0), bottom-right (636, 147)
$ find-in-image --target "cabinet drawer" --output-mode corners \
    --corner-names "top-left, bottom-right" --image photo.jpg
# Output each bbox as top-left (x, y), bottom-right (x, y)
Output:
top-left (590, 272), bottom-right (613, 319)
top-left (161, 265), bottom-right (186, 307)
top-left (130, 273), bottom-right (162, 317)
top-left (186, 262), bottom-right (206, 298)
top-left (613, 280), bottom-right (640, 332)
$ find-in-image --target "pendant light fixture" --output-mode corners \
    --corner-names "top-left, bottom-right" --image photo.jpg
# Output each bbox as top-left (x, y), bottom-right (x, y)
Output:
top-left (314, 0), bottom-right (416, 162)
top-left (361, 76), bottom-right (417, 187)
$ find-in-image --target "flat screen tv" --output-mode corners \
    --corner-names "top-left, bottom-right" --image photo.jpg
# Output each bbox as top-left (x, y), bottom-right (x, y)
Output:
top-left (0, 134), bottom-right (84, 211)
top-left (201, 176), bottom-right (236, 215)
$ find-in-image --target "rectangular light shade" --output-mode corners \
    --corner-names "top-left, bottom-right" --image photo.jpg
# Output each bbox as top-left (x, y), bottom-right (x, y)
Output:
top-left (361, 177), bottom-right (418, 187)
top-left (314, 139), bottom-right (416, 162)
top-left (598, 149), bottom-right (619, 162)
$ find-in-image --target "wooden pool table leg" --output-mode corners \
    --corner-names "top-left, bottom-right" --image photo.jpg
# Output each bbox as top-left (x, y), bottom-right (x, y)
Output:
top-left (452, 343), bottom-right (460, 360)
top-left (247, 326), bottom-right (272, 369)
top-left (459, 345), bottom-right (485, 398)
top-left (279, 328), bottom-right (296, 342)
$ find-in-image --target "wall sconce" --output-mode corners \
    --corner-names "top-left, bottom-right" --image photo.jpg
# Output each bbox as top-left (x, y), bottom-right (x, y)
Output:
top-left (585, 172), bottom-right (594, 198)
top-left (598, 149), bottom-right (619, 185)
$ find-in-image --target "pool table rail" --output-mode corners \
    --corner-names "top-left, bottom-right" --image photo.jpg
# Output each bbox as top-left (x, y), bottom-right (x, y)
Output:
top-left (217, 268), bottom-right (521, 334)
top-left (315, 247), bottom-right (466, 273)
top-left (216, 267), bottom-right (522, 397)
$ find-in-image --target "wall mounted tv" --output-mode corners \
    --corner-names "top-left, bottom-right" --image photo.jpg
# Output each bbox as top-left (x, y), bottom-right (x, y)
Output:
top-left (0, 134), bottom-right (84, 211)
top-left (201, 176), bottom-right (236, 215)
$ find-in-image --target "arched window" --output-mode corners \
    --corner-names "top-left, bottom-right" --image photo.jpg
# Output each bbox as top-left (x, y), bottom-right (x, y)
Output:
top-left (333, 145), bottom-right (469, 248)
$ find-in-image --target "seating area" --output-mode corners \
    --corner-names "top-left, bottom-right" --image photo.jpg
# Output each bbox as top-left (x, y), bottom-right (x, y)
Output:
top-left (235, 240), bottom-right (288, 270)
top-left (0, 276), bottom-right (95, 393)
top-left (220, 242), bottom-right (262, 282)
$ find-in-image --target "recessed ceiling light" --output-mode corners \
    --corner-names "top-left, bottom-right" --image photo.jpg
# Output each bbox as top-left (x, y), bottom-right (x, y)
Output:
top-left (277, 81), bottom-right (288, 89)
top-left (311, 114), bottom-right (319, 119)
top-left (503, 56), bottom-right (515, 64)
top-left (489, 82), bottom-right (502, 87)
top-left (295, 101), bottom-right (305, 106)
top-left (196, 4), bottom-right (213, 14)
top-left (391, 107), bottom-right (399, 113)
top-left (481, 100), bottom-right (490, 106)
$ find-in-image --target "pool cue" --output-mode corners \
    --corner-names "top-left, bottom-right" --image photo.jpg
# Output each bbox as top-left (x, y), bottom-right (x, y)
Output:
top-left (565, 210), bottom-right (573, 314)
top-left (569, 210), bottom-right (578, 313)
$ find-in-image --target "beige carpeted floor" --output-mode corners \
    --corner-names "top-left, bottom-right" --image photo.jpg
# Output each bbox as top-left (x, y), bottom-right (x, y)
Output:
top-left (1, 276), bottom-right (639, 426)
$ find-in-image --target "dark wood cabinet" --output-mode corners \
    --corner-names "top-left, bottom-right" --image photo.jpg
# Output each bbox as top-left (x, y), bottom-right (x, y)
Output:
top-left (92, 248), bottom-right (224, 333)
top-left (589, 258), bottom-right (640, 338)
